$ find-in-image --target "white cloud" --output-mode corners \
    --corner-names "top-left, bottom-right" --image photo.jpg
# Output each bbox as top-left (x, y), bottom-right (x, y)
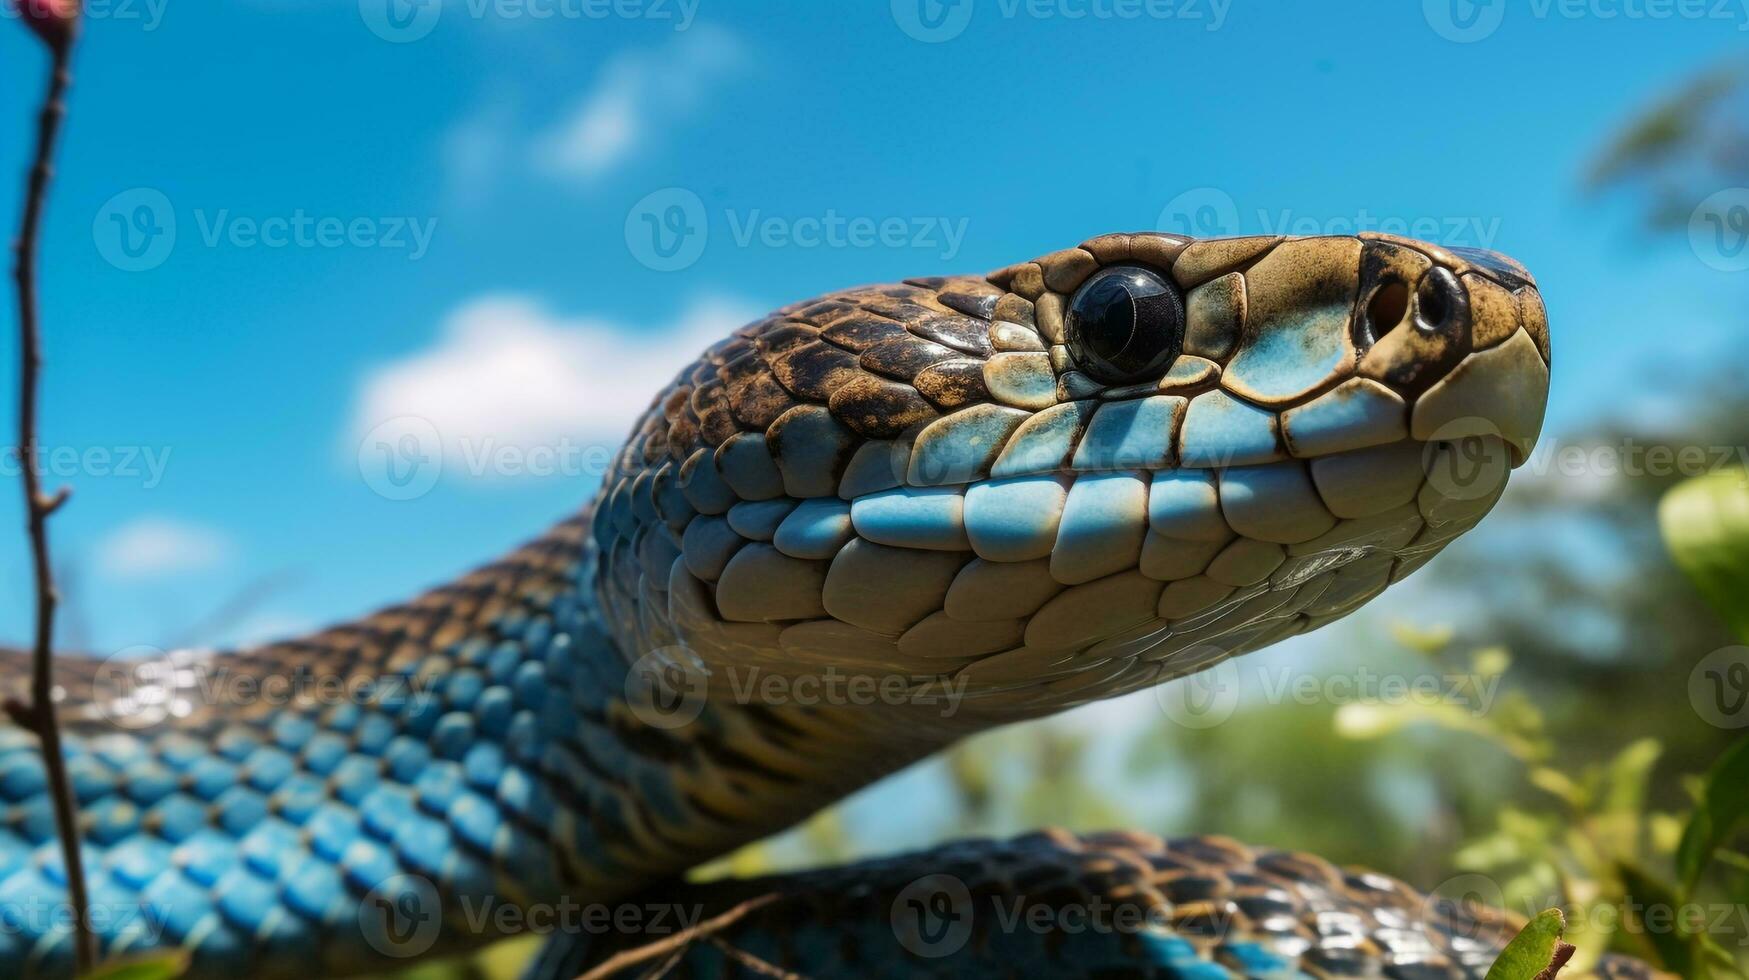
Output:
top-left (98, 518), bottom-right (233, 579)
top-left (351, 295), bottom-right (759, 478)
top-left (533, 27), bottom-right (745, 181)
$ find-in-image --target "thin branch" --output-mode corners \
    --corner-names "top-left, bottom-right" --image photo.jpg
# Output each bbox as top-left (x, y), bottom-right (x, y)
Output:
top-left (4, 31), bottom-right (96, 975)
top-left (705, 937), bottom-right (807, 980)
top-left (575, 894), bottom-right (782, 980)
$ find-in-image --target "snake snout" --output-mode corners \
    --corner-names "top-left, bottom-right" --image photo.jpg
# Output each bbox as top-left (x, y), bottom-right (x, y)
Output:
top-left (1354, 237), bottom-right (1551, 467)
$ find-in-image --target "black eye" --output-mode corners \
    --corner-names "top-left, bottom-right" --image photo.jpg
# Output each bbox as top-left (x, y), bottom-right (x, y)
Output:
top-left (1064, 265), bottom-right (1185, 384)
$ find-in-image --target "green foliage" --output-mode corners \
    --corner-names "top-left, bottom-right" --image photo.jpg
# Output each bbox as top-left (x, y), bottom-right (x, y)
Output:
top-left (1677, 737), bottom-right (1749, 899)
top-left (1587, 62), bottom-right (1748, 229)
top-left (1487, 909), bottom-right (1572, 980)
top-left (1617, 863), bottom-right (1700, 977)
top-left (1657, 469), bottom-right (1749, 979)
top-left (1368, 468), bottom-right (1749, 977)
top-left (1336, 628), bottom-right (1690, 973)
top-left (85, 954), bottom-right (189, 980)
top-left (1660, 470), bottom-right (1749, 644)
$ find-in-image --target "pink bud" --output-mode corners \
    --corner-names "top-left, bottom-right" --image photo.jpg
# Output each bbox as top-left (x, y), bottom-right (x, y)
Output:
top-left (10, 0), bottom-right (79, 48)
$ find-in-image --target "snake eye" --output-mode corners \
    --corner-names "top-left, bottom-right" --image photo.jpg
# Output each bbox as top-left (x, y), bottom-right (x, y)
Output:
top-left (1064, 265), bottom-right (1185, 384)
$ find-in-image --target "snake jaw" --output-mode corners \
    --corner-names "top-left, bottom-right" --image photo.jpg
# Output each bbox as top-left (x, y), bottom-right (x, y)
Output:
top-left (595, 230), bottom-right (1549, 713)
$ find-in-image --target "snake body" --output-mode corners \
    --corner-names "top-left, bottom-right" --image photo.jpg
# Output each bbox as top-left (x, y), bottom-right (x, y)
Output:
top-left (553, 832), bottom-right (1662, 980)
top-left (0, 232), bottom-right (1565, 978)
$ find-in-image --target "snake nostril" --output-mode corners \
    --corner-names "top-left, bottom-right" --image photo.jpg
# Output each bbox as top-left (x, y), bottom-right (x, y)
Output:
top-left (1360, 278), bottom-right (1409, 348)
top-left (1414, 267), bottom-right (1464, 335)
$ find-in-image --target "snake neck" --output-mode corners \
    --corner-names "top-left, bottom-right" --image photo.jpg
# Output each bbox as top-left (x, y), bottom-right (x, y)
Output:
top-left (0, 504), bottom-right (960, 978)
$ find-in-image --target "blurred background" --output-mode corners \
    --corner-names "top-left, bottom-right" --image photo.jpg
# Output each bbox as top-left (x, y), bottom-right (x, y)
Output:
top-left (2, 2), bottom-right (1748, 975)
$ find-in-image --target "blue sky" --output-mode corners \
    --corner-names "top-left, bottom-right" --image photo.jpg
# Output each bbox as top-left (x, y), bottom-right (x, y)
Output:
top-left (0, 1), bottom-right (1743, 654)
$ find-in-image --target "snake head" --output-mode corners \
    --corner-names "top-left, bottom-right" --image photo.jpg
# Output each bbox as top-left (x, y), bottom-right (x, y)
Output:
top-left (598, 232), bottom-right (1549, 715)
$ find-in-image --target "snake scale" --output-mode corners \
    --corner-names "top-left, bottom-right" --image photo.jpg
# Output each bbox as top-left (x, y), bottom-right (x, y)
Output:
top-left (0, 231), bottom-right (1643, 979)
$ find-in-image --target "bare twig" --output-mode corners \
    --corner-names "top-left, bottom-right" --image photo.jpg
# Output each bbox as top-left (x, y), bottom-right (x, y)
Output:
top-left (4, 25), bottom-right (96, 975)
top-left (575, 894), bottom-right (783, 980)
top-left (706, 937), bottom-right (807, 980)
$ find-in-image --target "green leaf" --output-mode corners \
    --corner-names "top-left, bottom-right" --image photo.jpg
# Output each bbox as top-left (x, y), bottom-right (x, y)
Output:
top-left (1485, 908), bottom-right (1572, 980)
top-left (1676, 734), bottom-right (1749, 893)
top-left (1471, 646), bottom-right (1513, 681)
top-left (1527, 766), bottom-right (1585, 807)
top-left (1659, 469), bottom-right (1749, 643)
top-left (1602, 737), bottom-right (1662, 817)
top-left (1389, 621), bottom-right (1456, 656)
top-left (1696, 934), bottom-right (1748, 980)
top-left (85, 953), bottom-right (189, 980)
top-left (1618, 861), bottom-right (1696, 976)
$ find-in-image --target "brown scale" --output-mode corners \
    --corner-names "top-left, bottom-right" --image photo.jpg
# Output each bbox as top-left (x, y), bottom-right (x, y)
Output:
top-left (909, 313), bottom-right (996, 357)
top-left (818, 312), bottom-right (913, 352)
top-left (858, 335), bottom-right (962, 381)
top-left (934, 284), bottom-right (1003, 322)
top-left (827, 373), bottom-right (939, 438)
top-left (859, 298), bottom-right (943, 323)
top-left (769, 339), bottom-right (863, 401)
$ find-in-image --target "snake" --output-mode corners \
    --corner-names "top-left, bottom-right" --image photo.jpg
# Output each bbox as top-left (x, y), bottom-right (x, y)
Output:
top-left (0, 229), bottom-right (1621, 979)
